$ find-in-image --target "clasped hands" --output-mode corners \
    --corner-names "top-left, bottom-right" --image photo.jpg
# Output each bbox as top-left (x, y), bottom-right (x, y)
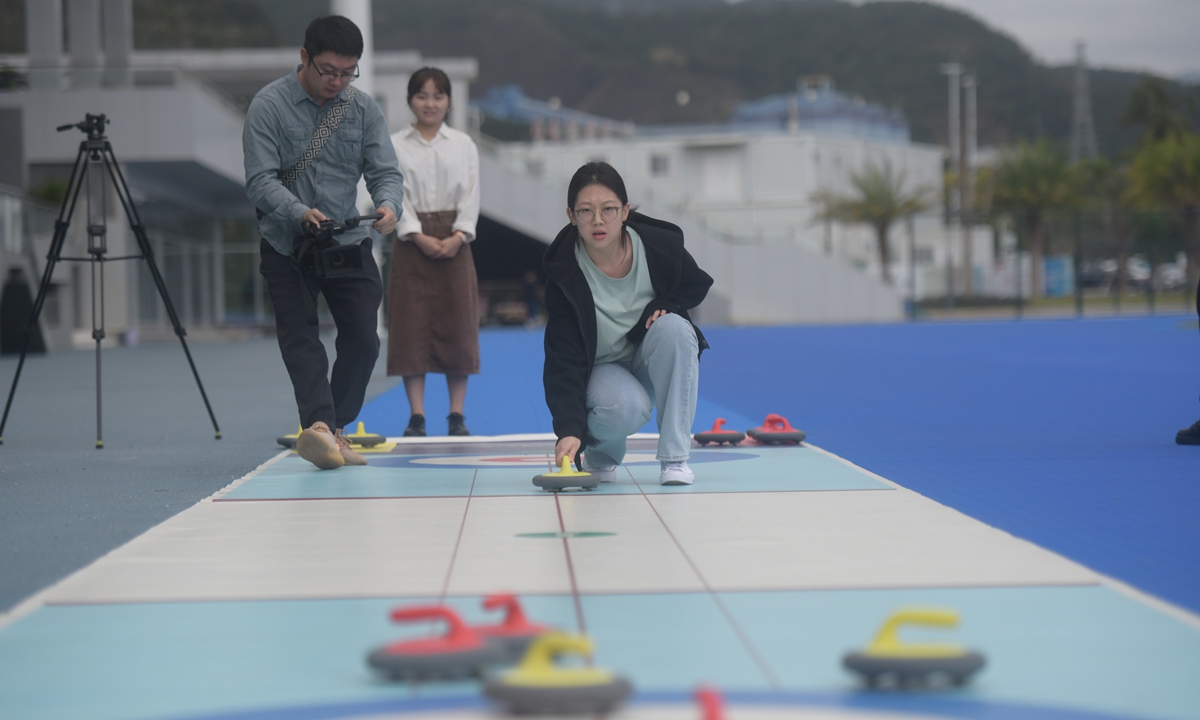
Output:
top-left (411, 231), bottom-right (465, 260)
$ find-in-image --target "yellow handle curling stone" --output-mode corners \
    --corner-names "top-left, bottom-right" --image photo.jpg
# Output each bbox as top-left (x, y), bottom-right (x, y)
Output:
top-left (483, 632), bottom-right (633, 714)
top-left (843, 607), bottom-right (986, 689)
top-left (532, 456), bottom-right (599, 492)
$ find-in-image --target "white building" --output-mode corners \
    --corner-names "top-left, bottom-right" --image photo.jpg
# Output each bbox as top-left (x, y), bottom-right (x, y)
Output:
top-left (482, 103), bottom-right (961, 299)
top-left (475, 81), bottom-right (1024, 309)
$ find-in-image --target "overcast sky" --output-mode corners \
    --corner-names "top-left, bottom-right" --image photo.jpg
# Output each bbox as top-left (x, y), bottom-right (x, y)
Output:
top-left (916, 0), bottom-right (1200, 77)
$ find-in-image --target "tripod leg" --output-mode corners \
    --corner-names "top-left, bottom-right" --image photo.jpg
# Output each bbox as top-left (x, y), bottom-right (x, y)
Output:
top-left (93, 257), bottom-right (105, 448)
top-left (0, 143), bottom-right (91, 443)
top-left (103, 146), bottom-right (222, 439)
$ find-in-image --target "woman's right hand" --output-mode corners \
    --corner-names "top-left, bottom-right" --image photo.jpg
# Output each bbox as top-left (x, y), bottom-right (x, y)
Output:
top-left (555, 436), bottom-right (581, 469)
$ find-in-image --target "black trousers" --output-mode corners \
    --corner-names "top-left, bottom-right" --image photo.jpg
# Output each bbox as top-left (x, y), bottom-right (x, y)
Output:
top-left (260, 238), bottom-right (382, 430)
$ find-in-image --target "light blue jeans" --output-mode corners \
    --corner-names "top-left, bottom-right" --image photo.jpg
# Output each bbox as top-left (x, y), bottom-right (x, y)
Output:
top-left (582, 313), bottom-right (698, 469)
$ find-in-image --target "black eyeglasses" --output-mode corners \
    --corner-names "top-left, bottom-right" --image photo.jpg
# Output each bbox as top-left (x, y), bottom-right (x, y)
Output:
top-left (309, 60), bottom-right (360, 82)
top-left (574, 207), bottom-right (621, 223)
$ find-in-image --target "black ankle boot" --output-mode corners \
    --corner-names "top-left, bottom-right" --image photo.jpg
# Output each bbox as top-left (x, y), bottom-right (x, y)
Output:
top-left (448, 412), bottom-right (470, 436)
top-left (1177, 419), bottom-right (1200, 445)
top-left (404, 414), bottom-right (426, 437)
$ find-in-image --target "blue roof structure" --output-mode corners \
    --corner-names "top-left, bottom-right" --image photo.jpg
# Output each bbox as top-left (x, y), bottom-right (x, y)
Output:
top-left (474, 85), bottom-right (635, 139)
top-left (732, 76), bottom-right (909, 142)
top-left (474, 78), bottom-right (909, 142)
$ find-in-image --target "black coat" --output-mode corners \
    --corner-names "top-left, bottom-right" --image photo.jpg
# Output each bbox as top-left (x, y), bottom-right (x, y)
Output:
top-left (542, 212), bottom-right (713, 443)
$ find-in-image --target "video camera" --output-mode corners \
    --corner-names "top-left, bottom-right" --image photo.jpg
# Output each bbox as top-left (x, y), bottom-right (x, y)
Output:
top-left (56, 113), bottom-right (109, 139)
top-left (292, 213), bottom-right (381, 279)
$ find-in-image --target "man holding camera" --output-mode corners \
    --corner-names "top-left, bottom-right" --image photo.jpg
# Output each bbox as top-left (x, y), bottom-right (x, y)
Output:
top-left (244, 16), bottom-right (402, 469)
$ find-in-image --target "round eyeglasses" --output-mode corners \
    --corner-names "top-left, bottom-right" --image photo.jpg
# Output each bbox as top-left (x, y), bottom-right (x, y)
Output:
top-left (574, 206), bottom-right (621, 224)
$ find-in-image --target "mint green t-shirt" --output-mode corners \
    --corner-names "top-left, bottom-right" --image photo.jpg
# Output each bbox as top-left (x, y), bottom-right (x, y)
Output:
top-left (575, 227), bottom-right (656, 364)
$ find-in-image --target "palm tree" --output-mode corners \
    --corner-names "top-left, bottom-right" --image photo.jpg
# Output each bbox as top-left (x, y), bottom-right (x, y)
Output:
top-left (812, 160), bottom-right (931, 285)
top-left (1128, 133), bottom-right (1200, 295)
top-left (1122, 78), bottom-right (1192, 143)
top-left (992, 140), bottom-right (1075, 298)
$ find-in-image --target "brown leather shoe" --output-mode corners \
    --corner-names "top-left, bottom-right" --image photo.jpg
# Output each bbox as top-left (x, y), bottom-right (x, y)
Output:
top-left (296, 421), bottom-right (344, 470)
top-left (335, 427), bottom-right (368, 466)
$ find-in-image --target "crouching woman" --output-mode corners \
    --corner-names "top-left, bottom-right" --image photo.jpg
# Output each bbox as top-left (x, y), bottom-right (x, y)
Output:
top-left (543, 162), bottom-right (713, 486)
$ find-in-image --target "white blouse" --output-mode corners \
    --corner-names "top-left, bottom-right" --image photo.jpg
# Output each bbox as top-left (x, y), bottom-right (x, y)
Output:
top-left (390, 124), bottom-right (480, 242)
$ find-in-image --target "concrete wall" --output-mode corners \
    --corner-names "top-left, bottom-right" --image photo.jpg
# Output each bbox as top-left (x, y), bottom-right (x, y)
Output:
top-left (0, 81), bottom-right (246, 185)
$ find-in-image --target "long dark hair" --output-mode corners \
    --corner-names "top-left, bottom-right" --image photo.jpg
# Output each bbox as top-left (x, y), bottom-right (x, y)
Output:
top-left (567, 161), bottom-right (629, 210)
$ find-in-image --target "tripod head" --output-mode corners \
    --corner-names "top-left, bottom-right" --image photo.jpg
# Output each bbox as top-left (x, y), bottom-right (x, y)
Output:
top-left (57, 114), bottom-right (109, 140)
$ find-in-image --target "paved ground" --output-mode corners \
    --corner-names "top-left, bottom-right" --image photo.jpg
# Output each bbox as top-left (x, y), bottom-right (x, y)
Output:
top-left (0, 333), bottom-right (397, 612)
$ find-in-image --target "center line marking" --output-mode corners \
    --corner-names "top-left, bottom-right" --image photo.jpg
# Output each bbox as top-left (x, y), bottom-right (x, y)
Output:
top-left (554, 492), bottom-right (588, 636)
top-left (628, 466), bottom-right (781, 690)
top-left (438, 469), bottom-right (477, 603)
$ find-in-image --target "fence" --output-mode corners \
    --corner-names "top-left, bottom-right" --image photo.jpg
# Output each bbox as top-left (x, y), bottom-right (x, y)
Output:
top-left (909, 207), bottom-right (1196, 319)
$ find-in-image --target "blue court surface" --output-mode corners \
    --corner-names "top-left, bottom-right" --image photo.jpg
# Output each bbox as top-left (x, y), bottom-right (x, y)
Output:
top-left (0, 316), bottom-right (1196, 720)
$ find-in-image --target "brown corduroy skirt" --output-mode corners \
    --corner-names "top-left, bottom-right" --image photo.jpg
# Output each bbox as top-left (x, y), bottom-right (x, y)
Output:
top-left (386, 210), bottom-right (480, 376)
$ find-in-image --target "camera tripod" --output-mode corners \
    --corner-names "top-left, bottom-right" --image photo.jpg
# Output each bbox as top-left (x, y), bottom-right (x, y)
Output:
top-left (0, 114), bottom-right (221, 448)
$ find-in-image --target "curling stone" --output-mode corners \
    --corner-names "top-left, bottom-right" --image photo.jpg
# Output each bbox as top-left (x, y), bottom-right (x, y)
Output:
top-left (344, 421), bottom-right (386, 448)
top-left (532, 456), bottom-right (599, 492)
top-left (693, 418), bottom-right (745, 446)
top-left (277, 424), bottom-right (301, 449)
top-left (695, 686), bottom-right (726, 720)
top-left (842, 607), bottom-right (986, 689)
top-left (746, 413), bottom-right (806, 445)
top-left (366, 604), bottom-right (507, 681)
top-left (483, 632), bottom-right (632, 714)
top-left (474, 593), bottom-right (553, 661)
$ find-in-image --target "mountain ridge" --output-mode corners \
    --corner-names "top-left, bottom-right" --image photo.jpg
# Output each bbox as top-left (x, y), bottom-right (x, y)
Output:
top-left (1, 0), bottom-right (1194, 155)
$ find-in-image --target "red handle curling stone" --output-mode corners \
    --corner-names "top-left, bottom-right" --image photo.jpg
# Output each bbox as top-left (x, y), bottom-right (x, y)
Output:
top-left (475, 593), bottom-right (553, 661)
top-left (696, 686), bottom-right (726, 720)
top-left (366, 604), bottom-right (506, 681)
top-left (747, 413), bottom-right (807, 445)
top-left (693, 418), bottom-right (746, 446)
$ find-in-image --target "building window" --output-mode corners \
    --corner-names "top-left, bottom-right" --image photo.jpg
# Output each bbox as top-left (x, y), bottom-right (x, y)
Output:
top-left (650, 154), bottom-right (670, 177)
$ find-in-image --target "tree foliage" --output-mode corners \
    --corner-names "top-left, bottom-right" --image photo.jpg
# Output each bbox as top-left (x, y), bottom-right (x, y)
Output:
top-left (991, 140), bottom-right (1076, 297)
top-left (993, 140), bottom-right (1076, 211)
top-left (1127, 133), bottom-right (1200, 291)
top-left (1121, 77), bottom-right (1195, 143)
top-left (812, 160), bottom-right (932, 284)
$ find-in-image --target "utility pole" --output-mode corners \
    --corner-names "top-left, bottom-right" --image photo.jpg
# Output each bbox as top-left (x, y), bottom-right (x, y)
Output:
top-left (1069, 41), bottom-right (1099, 164)
top-left (330, 0), bottom-right (386, 338)
top-left (940, 62), bottom-right (963, 307)
top-left (1068, 41), bottom-right (1098, 317)
top-left (962, 74), bottom-right (977, 296)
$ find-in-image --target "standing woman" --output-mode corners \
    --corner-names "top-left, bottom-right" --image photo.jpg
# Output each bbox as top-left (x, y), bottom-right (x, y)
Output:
top-left (543, 162), bottom-right (713, 485)
top-left (388, 67), bottom-right (481, 436)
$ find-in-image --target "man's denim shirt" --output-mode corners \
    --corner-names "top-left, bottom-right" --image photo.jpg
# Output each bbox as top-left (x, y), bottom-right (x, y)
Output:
top-left (243, 68), bottom-right (403, 256)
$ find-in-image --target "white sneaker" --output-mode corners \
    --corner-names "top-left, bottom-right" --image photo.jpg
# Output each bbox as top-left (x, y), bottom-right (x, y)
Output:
top-left (659, 461), bottom-right (694, 486)
top-left (588, 466), bottom-right (617, 483)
